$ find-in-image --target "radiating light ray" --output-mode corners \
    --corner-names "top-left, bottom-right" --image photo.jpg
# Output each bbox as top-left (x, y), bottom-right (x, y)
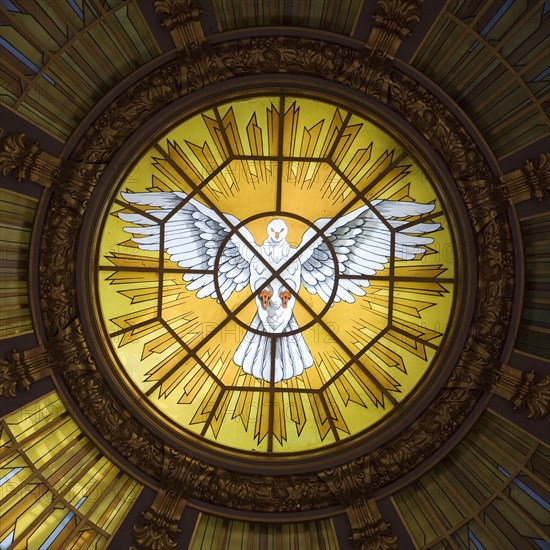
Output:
top-left (98, 96), bottom-right (455, 452)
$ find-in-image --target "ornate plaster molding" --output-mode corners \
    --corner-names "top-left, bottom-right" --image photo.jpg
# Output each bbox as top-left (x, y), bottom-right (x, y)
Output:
top-left (494, 364), bottom-right (550, 419)
top-left (319, 461), bottom-right (398, 549)
top-left (459, 152), bottom-right (550, 233)
top-left (34, 34), bottom-right (521, 513)
top-left (132, 445), bottom-right (214, 550)
top-left (0, 131), bottom-right (104, 215)
top-left (367, 0), bottom-right (422, 59)
top-left (0, 345), bottom-right (53, 398)
top-left (154, 0), bottom-right (233, 88)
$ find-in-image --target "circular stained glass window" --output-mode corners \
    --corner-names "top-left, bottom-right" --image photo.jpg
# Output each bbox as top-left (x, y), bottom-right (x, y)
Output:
top-left (95, 93), bottom-right (456, 455)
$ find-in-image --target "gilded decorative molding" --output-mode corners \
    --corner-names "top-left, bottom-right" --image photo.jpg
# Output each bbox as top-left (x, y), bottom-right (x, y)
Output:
top-left (339, 0), bottom-right (422, 98)
top-left (72, 61), bottom-right (182, 163)
top-left (217, 37), bottom-right (357, 81)
top-left (154, 0), bottom-right (232, 89)
top-left (194, 469), bottom-right (337, 512)
top-left (0, 345), bottom-right (53, 398)
top-left (447, 345), bottom-right (549, 419)
top-left (37, 35), bottom-right (515, 514)
top-left (39, 195), bottom-right (80, 334)
top-left (459, 152), bottom-right (550, 233)
top-left (132, 491), bottom-right (181, 550)
top-left (319, 461), bottom-right (397, 549)
top-left (154, 0), bottom-right (205, 51)
top-left (0, 132), bottom-right (57, 186)
top-left (471, 215), bottom-right (514, 357)
top-left (494, 364), bottom-right (550, 419)
top-left (522, 152), bottom-right (550, 199)
top-left (371, 388), bottom-right (481, 488)
top-left (53, 319), bottom-right (165, 479)
top-left (132, 446), bottom-right (214, 550)
top-left (447, 338), bottom-right (501, 390)
top-left (387, 70), bottom-right (492, 183)
top-left (0, 131), bottom-right (104, 214)
top-left (369, 0), bottom-right (423, 58)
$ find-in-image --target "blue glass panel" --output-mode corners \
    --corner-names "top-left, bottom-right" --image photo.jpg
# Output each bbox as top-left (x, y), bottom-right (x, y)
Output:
top-left (0, 36), bottom-right (56, 85)
top-left (512, 477), bottom-right (550, 513)
top-left (468, 0), bottom-right (514, 53)
top-left (498, 465), bottom-right (550, 513)
top-left (534, 538), bottom-right (550, 550)
top-left (38, 496), bottom-right (87, 550)
top-left (0, 529), bottom-right (15, 550)
top-left (533, 67), bottom-right (550, 82)
top-left (478, 0), bottom-right (514, 38)
top-left (0, 0), bottom-right (20, 12)
top-left (0, 36), bottom-right (41, 73)
top-left (468, 528), bottom-right (486, 550)
top-left (66, 0), bottom-right (84, 21)
top-left (0, 466), bottom-right (22, 487)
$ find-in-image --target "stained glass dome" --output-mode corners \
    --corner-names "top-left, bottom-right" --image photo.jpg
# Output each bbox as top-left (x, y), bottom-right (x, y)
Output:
top-left (93, 93), bottom-right (456, 456)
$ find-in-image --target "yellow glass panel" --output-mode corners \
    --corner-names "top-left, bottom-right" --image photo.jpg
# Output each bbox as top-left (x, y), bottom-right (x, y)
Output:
top-left (189, 513), bottom-right (339, 550)
top-left (97, 93), bottom-right (457, 455)
top-left (0, 424), bottom-right (13, 450)
top-left (25, 504), bottom-right (78, 550)
top-left (22, 417), bottom-right (80, 467)
top-left (94, 480), bottom-right (141, 534)
top-left (0, 189), bottom-right (37, 338)
top-left (46, 441), bottom-right (99, 493)
top-left (4, 392), bottom-right (65, 440)
top-left (1, 392), bottom-right (142, 548)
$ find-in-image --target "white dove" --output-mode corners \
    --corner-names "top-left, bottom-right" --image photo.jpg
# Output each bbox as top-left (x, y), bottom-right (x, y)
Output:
top-left (118, 192), bottom-right (439, 383)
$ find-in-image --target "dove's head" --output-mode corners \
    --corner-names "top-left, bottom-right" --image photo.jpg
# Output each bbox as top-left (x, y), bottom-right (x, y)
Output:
top-left (267, 219), bottom-right (288, 243)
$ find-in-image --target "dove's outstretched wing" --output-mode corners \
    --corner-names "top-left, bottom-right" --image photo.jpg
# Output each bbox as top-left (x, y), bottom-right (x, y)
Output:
top-left (298, 200), bottom-right (439, 303)
top-left (118, 192), bottom-right (256, 301)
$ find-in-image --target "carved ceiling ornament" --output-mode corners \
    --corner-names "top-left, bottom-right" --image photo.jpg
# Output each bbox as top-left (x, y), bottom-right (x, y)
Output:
top-left (319, 461), bottom-right (398, 549)
top-left (35, 31), bottom-right (518, 517)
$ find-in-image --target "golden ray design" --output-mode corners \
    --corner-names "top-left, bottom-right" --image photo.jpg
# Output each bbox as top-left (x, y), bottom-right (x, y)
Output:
top-left (97, 95), bottom-right (455, 453)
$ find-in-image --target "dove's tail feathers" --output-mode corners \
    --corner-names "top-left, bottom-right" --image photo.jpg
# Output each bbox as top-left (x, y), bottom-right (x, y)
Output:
top-left (234, 314), bottom-right (313, 383)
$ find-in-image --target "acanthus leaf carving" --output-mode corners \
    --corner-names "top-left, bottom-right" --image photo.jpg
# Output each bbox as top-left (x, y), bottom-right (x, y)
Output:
top-left (371, 388), bottom-right (481, 488)
top-left (72, 62), bottom-right (182, 163)
top-left (337, 0), bottom-right (422, 99)
top-left (522, 152), bottom-right (550, 200)
top-left (37, 36), bottom-right (514, 517)
top-left (387, 69), bottom-right (492, 183)
top-left (194, 469), bottom-right (337, 512)
top-left (49, 320), bottom-right (165, 479)
top-left (63, 365), bottom-right (164, 478)
top-left (216, 37), bottom-right (356, 82)
top-left (154, 0), bottom-right (232, 88)
top-left (132, 511), bottom-right (178, 550)
top-left (39, 194), bottom-right (80, 334)
top-left (521, 373), bottom-right (550, 419)
top-left (131, 445), bottom-right (214, 550)
top-left (0, 346), bottom-right (53, 397)
top-left (0, 132), bottom-right (42, 181)
top-left (446, 338), bottom-right (502, 390)
top-left (494, 365), bottom-right (550, 419)
top-left (460, 152), bottom-right (550, 232)
top-left (369, 0), bottom-right (422, 58)
top-left (319, 461), bottom-right (398, 549)
top-left (0, 131), bottom-right (104, 214)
